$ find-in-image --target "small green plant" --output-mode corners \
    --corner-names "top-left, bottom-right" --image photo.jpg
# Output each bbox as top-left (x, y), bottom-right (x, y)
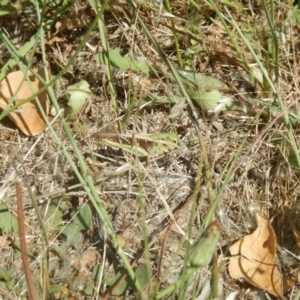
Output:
top-left (0, 0), bottom-right (300, 298)
top-left (95, 47), bottom-right (150, 75)
top-left (67, 80), bottom-right (91, 119)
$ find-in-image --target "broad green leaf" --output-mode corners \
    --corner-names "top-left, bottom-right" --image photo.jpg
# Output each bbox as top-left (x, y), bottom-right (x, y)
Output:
top-left (104, 272), bottom-right (128, 296)
top-left (106, 48), bottom-right (129, 70)
top-left (42, 205), bottom-right (64, 237)
top-left (0, 265), bottom-right (10, 282)
top-left (84, 280), bottom-right (94, 295)
top-left (104, 265), bottom-right (150, 296)
top-left (95, 48), bottom-right (150, 75)
top-left (85, 265), bottom-right (102, 295)
top-left (177, 69), bottom-right (227, 92)
top-left (49, 284), bottom-right (66, 294)
top-left (177, 69), bottom-right (230, 111)
top-left (0, 0), bottom-right (10, 6)
top-left (192, 90), bottom-right (222, 111)
top-left (132, 265), bottom-right (150, 289)
top-left (0, 204), bottom-right (18, 235)
top-left (72, 204), bottom-right (92, 231)
top-left (0, 1), bottom-right (33, 16)
top-left (187, 221), bottom-right (221, 268)
top-left (67, 80), bottom-right (90, 119)
top-left (61, 224), bottom-right (84, 250)
top-left (0, 265), bottom-right (16, 292)
top-left (60, 204), bottom-right (92, 250)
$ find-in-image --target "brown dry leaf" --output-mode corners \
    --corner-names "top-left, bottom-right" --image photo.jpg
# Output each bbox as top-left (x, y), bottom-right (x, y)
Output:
top-left (228, 213), bottom-right (283, 297)
top-left (71, 249), bottom-right (98, 277)
top-left (46, 35), bottom-right (67, 46)
top-left (0, 69), bottom-right (49, 136)
top-left (78, 249), bottom-right (98, 269)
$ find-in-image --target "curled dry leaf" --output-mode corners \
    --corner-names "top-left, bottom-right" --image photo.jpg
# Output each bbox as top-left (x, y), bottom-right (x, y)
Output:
top-left (228, 213), bottom-right (282, 297)
top-left (0, 69), bottom-right (49, 136)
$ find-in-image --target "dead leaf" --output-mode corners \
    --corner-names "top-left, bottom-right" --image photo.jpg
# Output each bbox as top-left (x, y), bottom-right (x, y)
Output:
top-left (228, 213), bottom-right (283, 297)
top-left (46, 35), bottom-right (67, 46)
top-left (70, 249), bottom-right (98, 276)
top-left (78, 249), bottom-right (98, 269)
top-left (0, 69), bottom-right (49, 136)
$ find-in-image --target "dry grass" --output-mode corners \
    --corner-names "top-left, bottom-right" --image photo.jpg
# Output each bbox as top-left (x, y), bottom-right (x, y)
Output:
top-left (0, 0), bottom-right (300, 299)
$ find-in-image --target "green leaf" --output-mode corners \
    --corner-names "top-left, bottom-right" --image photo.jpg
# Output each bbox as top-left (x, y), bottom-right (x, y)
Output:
top-left (104, 265), bottom-right (151, 296)
top-left (177, 69), bottom-right (231, 111)
top-left (0, 0), bottom-right (10, 6)
top-left (270, 104), bottom-right (299, 126)
top-left (131, 265), bottom-right (150, 290)
top-left (147, 133), bottom-right (178, 154)
top-left (289, 151), bottom-right (300, 170)
top-left (60, 204), bottom-right (92, 250)
top-left (61, 224), bottom-right (84, 250)
top-left (66, 80), bottom-right (91, 119)
top-left (42, 205), bottom-right (64, 237)
top-left (108, 48), bottom-right (130, 71)
top-left (0, 204), bottom-right (18, 235)
top-left (84, 281), bottom-right (94, 295)
top-left (0, 1), bottom-right (33, 16)
top-left (95, 48), bottom-right (150, 75)
top-left (85, 265), bottom-right (102, 295)
top-left (0, 265), bottom-right (10, 282)
top-left (193, 90), bottom-right (222, 111)
top-left (72, 204), bottom-right (92, 231)
top-left (178, 69), bottom-right (227, 92)
top-left (104, 272), bottom-right (128, 296)
top-left (187, 221), bottom-right (221, 268)
top-left (49, 284), bottom-right (65, 294)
